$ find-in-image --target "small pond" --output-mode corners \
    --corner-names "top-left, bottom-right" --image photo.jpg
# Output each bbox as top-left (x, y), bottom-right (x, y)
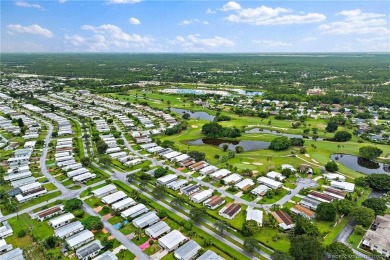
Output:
top-left (245, 128), bottom-right (323, 141)
top-left (188, 138), bottom-right (270, 151)
top-left (331, 154), bottom-right (390, 175)
top-left (170, 108), bottom-right (215, 121)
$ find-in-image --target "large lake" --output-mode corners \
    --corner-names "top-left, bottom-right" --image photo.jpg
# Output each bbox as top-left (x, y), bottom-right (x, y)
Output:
top-left (170, 108), bottom-right (215, 121)
top-left (188, 138), bottom-right (270, 151)
top-left (331, 154), bottom-right (390, 175)
top-left (245, 128), bottom-right (323, 141)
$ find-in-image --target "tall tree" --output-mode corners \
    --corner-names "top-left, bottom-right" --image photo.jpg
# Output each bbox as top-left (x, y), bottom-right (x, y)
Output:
top-left (214, 220), bottom-right (229, 235)
top-left (289, 235), bottom-right (325, 260)
top-left (351, 206), bottom-right (375, 227)
top-left (362, 198), bottom-right (387, 215)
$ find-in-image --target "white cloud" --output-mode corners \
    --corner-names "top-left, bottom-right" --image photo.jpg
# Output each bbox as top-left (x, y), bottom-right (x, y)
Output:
top-left (7, 24), bottom-right (54, 38)
top-left (223, 4), bottom-right (326, 25)
top-left (303, 37), bottom-right (318, 42)
top-left (179, 19), bottom-right (209, 25)
top-left (82, 24), bottom-right (152, 44)
top-left (221, 1), bottom-right (241, 11)
top-left (64, 24), bottom-right (156, 51)
top-left (173, 34), bottom-right (234, 51)
top-left (58, 0), bottom-right (67, 3)
top-left (15, 1), bottom-right (43, 10)
top-left (129, 17), bottom-right (141, 25)
top-left (319, 9), bottom-right (389, 35)
top-left (106, 0), bottom-right (141, 4)
top-left (253, 40), bottom-right (292, 47)
top-left (206, 8), bottom-right (216, 14)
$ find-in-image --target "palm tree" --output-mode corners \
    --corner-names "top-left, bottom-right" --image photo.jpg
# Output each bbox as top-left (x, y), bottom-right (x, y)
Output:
top-left (134, 227), bottom-right (143, 241)
top-left (214, 220), bottom-right (229, 235)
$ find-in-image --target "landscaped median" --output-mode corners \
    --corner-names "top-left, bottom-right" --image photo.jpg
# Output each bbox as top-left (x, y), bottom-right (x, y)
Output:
top-left (112, 180), bottom-right (251, 260)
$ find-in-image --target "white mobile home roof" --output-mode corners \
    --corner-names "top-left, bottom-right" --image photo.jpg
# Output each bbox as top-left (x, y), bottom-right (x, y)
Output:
top-left (132, 211), bottom-right (159, 228)
top-left (167, 179), bottom-right (188, 190)
top-left (57, 159), bottom-right (76, 167)
top-left (4, 171), bottom-right (32, 181)
top-left (211, 169), bottom-right (231, 179)
top-left (62, 163), bottom-right (83, 171)
top-left (173, 154), bottom-right (190, 162)
top-left (11, 177), bottom-right (36, 188)
top-left (266, 171), bottom-right (284, 179)
top-left (330, 181), bottom-right (355, 192)
top-left (191, 190), bottom-right (213, 203)
top-left (111, 197), bottom-right (136, 210)
top-left (156, 174), bottom-right (177, 185)
top-left (159, 230), bottom-right (187, 251)
top-left (235, 179), bottom-right (255, 190)
top-left (246, 208), bottom-right (263, 225)
top-left (54, 221), bottom-right (84, 239)
top-left (106, 147), bottom-right (121, 154)
top-left (55, 152), bottom-right (71, 158)
top-left (109, 151), bottom-right (127, 158)
top-left (145, 221), bottom-right (171, 239)
top-left (223, 173), bottom-right (242, 184)
top-left (251, 185), bottom-right (269, 195)
top-left (197, 250), bottom-right (224, 260)
top-left (199, 165), bottom-right (218, 175)
top-left (67, 168), bottom-right (89, 178)
top-left (92, 184), bottom-right (117, 197)
top-left (257, 177), bottom-right (283, 189)
top-left (56, 155), bottom-right (74, 162)
top-left (121, 203), bottom-right (148, 218)
top-left (19, 182), bottom-right (41, 192)
top-left (101, 191), bottom-right (127, 204)
top-left (49, 213), bottom-right (75, 228)
top-left (65, 229), bottom-right (94, 248)
top-left (140, 143), bottom-right (156, 149)
top-left (174, 240), bottom-right (201, 260)
top-left (73, 173), bottom-right (96, 182)
top-left (7, 165), bottom-right (29, 174)
top-left (163, 151), bottom-right (181, 159)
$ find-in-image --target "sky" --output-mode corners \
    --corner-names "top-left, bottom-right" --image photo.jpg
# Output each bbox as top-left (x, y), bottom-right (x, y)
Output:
top-left (1, 0), bottom-right (389, 52)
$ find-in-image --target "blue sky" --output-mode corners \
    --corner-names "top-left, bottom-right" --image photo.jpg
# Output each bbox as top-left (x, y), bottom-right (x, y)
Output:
top-left (1, 0), bottom-right (389, 52)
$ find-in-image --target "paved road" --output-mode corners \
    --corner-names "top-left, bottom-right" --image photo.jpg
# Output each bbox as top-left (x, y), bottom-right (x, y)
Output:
top-left (36, 117), bottom-right (70, 195)
top-left (82, 203), bottom-right (151, 260)
top-left (334, 188), bottom-right (382, 260)
top-left (111, 170), bottom-right (263, 260)
top-left (115, 122), bottom-right (312, 210)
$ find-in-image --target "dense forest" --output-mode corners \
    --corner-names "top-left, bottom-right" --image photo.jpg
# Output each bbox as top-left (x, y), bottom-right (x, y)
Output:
top-left (1, 53), bottom-right (389, 105)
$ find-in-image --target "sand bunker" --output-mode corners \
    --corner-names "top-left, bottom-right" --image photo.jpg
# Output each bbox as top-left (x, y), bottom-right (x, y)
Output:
top-left (305, 154), bottom-right (310, 157)
top-left (191, 125), bottom-right (199, 128)
top-left (253, 162), bottom-right (263, 166)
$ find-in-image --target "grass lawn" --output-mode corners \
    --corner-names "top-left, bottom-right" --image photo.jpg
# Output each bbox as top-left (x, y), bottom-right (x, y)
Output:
top-left (108, 215), bottom-right (125, 225)
top-left (240, 193), bottom-right (257, 202)
top-left (119, 223), bottom-right (136, 235)
top-left (62, 179), bottom-right (73, 186)
top-left (113, 180), bottom-right (251, 260)
top-left (259, 189), bottom-right (289, 204)
top-left (116, 249), bottom-right (136, 260)
top-left (348, 230), bottom-right (365, 248)
top-left (253, 225), bottom-right (290, 252)
top-left (291, 196), bottom-right (302, 203)
top-left (85, 196), bottom-right (104, 208)
top-left (43, 183), bottom-right (58, 191)
top-left (324, 217), bottom-right (350, 245)
top-left (80, 182), bottom-right (108, 198)
top-left (0, 191), bottom-right (62, 216)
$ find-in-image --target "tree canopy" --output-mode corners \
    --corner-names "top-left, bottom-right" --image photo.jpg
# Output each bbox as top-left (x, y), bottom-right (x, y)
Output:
top-left (269, 136), bottom-right (291, 151)
top-left (362, 198), bottom-right (387, 216)
top-left (359, 146), bottom-right (383, 159)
